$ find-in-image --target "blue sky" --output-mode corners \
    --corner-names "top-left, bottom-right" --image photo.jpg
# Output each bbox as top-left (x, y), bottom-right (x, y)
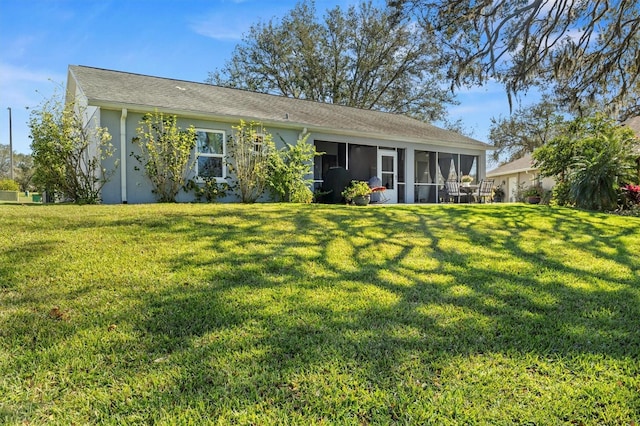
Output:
top-left (0, 0), bottom-right (515, 157)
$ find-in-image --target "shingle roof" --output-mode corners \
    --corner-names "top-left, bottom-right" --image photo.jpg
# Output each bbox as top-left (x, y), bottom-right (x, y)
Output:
top-left (623, 116), bottom-right (640, 137)
top-left (623, 116), bottom-right (640, 156)
top-left (68, 65), bottom-right (490, 149)
top-left (487, 153), bottom-right (537, 177)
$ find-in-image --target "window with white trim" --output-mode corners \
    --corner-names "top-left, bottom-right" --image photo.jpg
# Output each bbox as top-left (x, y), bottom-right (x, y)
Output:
top-left (195, 130), bottom-right (225, 179)
top-left (253, 133), bottom-right (265, 153)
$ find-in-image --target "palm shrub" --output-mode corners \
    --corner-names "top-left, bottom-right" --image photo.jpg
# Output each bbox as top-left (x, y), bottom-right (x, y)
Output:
top-left (574, 121), bottom-right (637, 211)
top-left (569, 133), bottom-right (636, 211)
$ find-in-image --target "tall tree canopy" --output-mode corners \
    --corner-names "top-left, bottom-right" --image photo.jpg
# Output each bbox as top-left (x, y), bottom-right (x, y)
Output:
top-left (389, 0), bottom-right (640, 120)
top-left (208, 0), bottom-right (455, 122)
top-left (488, 98), bottom-right (567, 163)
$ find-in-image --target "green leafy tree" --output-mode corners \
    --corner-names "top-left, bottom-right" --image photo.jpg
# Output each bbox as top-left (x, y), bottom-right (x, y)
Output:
top-left (489, 99), bottom-right (567, 163)
top-left (0, 144), bottom-right (14, 179)
top-left (534, 114), bottom-right (638, 210)
top-left (208, 0), bottom-right (454, 122)
top-left (14, 154), bottom-right (35, 192)
top-left (267, 133), bottom-right (319, 203)
top-left (132, 111), bottom-right (197, 202)
top-left (227, 120), bottom-right (275, 203)
top-left (0, 145), bottom-right (34, 191)
top-left (29, 92), bottom-right (116, 203)
top-left (390, 0), bottom-right (640, 119)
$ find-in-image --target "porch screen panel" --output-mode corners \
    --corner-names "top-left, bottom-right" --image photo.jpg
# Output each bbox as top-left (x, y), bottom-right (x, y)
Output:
top-left (438, 153), bottom-right (458, 182)
top-left (348, 144), bottom-right (377, 181)
top-left (415, 150), bottom-right (437, 203)
top-left (415, 151), bottom-right (432, 183)
top-left (314, 141), bottom-right (347, 181)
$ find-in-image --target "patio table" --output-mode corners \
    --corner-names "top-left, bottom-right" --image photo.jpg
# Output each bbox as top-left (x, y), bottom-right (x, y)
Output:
top-left (459, 184), bottom-right (479, 203)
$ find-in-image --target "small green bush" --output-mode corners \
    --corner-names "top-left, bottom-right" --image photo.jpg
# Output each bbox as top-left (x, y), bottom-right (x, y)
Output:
top-left (0, 179), bottom-right (20, 191)
top-left (266, 133), bottom-right (318, 203)
top-left (341, 180), bottom-right (372, 201)
top-left (184, 178), bottom-right (229, 203)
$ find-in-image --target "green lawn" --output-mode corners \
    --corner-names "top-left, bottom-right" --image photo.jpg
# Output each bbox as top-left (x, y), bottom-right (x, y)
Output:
top-left (1, 203), bottom-right (639, 424)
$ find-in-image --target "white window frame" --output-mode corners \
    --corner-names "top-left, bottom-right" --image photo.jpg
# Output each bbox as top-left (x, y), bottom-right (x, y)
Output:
top-left (195, 129), bottom-right (226, 181)
top-left (253, 133), bottom-right (265, 154)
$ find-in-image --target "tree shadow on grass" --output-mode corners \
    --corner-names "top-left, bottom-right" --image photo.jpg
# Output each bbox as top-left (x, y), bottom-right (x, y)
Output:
top-left (127, 204), bottom-right (640, 422)
top-left (4, 204), bottom-right (637, 422)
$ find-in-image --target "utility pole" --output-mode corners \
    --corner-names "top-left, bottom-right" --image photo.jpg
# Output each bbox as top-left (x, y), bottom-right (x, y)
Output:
top-left (7, 107), bottom-right (14, 180)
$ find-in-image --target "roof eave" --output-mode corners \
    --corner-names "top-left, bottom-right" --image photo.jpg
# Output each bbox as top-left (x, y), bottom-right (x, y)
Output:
top-left (487, 166), bottom-right (537, 176)
top-left (89, 99), bottom-right (492, 151)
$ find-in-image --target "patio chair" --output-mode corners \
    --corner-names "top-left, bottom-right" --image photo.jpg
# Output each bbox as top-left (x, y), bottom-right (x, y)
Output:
top-left (445, 180), bottom-right (462, 203)
top-left (368, 176), bottom-right (388, 204)
top-left (476, 179), bottom-right (494, 203)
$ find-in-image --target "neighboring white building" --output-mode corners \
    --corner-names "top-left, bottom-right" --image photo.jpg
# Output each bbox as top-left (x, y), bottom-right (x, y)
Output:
top-left (486, 153), bottom-right (554, 202)
top-left (67, 65), bottom-right (492, 204)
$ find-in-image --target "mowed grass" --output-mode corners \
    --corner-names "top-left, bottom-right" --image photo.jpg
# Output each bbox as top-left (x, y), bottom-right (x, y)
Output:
top-left (1, 203), bottom-right (639, 425)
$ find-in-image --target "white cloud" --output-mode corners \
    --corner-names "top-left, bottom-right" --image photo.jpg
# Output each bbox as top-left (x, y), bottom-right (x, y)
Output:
top-left (0, 63), bottom-right (60, 85)
top-left (0, 63), bottom-right (65, 105)
top-left (189, 11), bottom-right (251, 40)
top-left (191, 22), bottom-right (245, 40)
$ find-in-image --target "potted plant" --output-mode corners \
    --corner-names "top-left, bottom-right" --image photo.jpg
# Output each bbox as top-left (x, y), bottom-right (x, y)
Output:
top-left (460, 175), bottom-right (473, 187)
top-left (493, 185), bottom-right (505, 202)
top-left (523, 185), bottom-right (543, 204)
top-left (341, 180), bottom-right (372, 205)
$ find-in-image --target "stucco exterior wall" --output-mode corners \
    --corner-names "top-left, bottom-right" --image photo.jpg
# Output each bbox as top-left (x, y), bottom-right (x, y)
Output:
top-left (491, 170), bottom-right (555, 202)
top-left (96, 108), bottom-right (488, 204)
top-left (99, 109), bottom-right (310, 204)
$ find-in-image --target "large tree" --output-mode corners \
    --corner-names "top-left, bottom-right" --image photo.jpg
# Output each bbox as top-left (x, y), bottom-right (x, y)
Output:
top-left (0, 144), bottom-right (12, 179)
top-left (389, 0), bottom-right (640, 119)
top-left (488, 98), bottom-right (567, 163)
top-left (208, 0), bottom-right (455, 122)
top-left (0, 146), bottom-right (35, 192)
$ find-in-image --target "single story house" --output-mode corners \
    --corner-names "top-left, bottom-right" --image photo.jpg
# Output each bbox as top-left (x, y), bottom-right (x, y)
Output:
top-left (66, 65), bottom-right (492, 204)
top-left (486, 153), bottom-right (554, 202)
